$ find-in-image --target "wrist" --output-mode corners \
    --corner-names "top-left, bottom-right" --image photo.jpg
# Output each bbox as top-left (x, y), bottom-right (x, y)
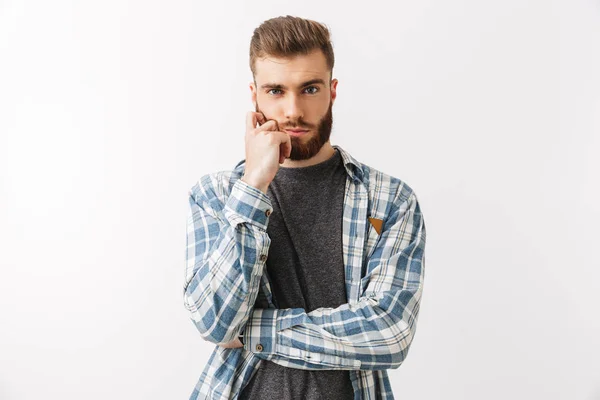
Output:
top-left (241, 174), bottom-right (269, 194)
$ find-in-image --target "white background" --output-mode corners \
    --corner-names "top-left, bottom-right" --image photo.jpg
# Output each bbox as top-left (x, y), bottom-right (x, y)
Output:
top-left (1, 0), bottom-right (599, 399)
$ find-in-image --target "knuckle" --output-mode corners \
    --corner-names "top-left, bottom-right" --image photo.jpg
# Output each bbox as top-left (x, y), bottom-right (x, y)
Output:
top-left (266, 133), bottom-right (277, 144)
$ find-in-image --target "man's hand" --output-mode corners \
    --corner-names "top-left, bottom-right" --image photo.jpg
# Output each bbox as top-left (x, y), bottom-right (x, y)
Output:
top-left (218, 338), bottom-right (243, 348)
top-left (242, 111), bottom-right (292, 194)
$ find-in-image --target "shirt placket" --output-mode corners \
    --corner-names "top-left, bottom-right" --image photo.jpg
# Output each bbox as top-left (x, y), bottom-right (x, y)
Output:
top-left (343, 176), bottom-right (369, 304)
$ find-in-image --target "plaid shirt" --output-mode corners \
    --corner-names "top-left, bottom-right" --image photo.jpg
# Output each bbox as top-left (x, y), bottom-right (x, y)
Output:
top-left (184, 144), bottom-right (426, 399)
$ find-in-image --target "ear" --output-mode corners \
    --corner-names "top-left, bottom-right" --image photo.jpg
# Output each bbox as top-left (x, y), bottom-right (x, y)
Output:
top-left (249, 81), bottom-right (257, 108)
top-left (330, 78), bottom-right (338, 105)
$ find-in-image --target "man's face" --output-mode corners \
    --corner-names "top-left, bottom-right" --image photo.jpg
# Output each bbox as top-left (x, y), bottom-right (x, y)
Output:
top-left (250, 49), bottom-right (338, 161)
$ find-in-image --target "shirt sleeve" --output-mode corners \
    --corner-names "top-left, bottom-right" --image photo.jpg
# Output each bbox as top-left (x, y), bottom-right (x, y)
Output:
top-left (242, 190), bottom-right (426, 370)
top-left (184, 175), bottom-right (273, 345)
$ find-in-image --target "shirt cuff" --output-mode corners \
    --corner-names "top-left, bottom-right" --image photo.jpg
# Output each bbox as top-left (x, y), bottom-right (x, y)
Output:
top-left (243, 308), bottom-right (279, 357)
top-left (223, 179), bottom-right (272, 231)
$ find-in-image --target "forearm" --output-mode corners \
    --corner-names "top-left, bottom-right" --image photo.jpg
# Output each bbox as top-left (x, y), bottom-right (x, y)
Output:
top-left (184, 177), bottom-right (273, 345)
top-left (242, 287), bottom-right (422, 370)
top-left (243, 191), bottom-right (426, 370)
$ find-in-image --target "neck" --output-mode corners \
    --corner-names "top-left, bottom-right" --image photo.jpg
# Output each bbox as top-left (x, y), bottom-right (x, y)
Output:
top-left (280, 142), bottom-right (335, 168)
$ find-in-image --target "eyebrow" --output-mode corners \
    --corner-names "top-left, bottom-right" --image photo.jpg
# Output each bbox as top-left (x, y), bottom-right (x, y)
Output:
top-left (260, 78), bottom-right (326, 90)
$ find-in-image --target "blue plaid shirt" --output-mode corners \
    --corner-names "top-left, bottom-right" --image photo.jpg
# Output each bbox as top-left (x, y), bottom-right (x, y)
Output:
top-left (184, 144), bottom-right (426, 399)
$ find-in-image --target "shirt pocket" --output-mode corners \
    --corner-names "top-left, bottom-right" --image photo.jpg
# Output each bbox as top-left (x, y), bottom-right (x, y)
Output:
top-left (364, 214), bottom-right (384, 261)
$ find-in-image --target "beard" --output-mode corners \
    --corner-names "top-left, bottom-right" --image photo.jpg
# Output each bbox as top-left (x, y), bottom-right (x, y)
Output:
top-left (255, 100), bottom-right (333, 161)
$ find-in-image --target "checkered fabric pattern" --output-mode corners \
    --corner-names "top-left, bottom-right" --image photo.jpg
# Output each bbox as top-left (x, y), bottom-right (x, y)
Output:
top-left (184, 144), bottom-right (426, 399)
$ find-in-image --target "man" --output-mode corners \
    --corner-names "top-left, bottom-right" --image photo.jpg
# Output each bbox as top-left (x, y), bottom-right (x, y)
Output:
top-left (184, 15), bottom-right (426, 399)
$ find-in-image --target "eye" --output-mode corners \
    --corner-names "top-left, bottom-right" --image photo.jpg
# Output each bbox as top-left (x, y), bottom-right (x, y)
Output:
top-left (267, 86), bottom-right (319, 96)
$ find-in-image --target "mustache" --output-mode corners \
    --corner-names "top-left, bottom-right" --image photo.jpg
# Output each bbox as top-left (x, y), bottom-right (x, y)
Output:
top-left (255, 104), bottom-right (313, 130)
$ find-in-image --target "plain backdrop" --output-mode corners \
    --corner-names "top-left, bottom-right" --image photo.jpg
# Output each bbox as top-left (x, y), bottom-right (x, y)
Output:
top-left (1, 0), bottom-right (599, 399)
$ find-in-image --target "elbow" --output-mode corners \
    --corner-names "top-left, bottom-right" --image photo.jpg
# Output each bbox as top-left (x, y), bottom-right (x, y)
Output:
top-left (362, 325), bottom-right (417, 370)
top-left (183, 292), bottom-right (246, 345)
top-left (388, 347), bottom-right (409, 370)
top-left (182, 264), bottom-right (258, 345)
top-left (186, 305), bottom-right (241, 345)
top-left (388, 327), bottom-right (417, 369)
top-left (198, 327), bottom-right (240, 346)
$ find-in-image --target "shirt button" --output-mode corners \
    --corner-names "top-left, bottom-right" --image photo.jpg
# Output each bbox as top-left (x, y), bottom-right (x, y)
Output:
top-left (265, 209), bottom-right (272, 217)
top-left (259, 254), bottom-right (267, 262)
top-left (256, 344), bottom-right (263, 352)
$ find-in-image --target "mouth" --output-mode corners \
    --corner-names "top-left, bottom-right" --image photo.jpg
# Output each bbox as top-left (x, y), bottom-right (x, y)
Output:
top-left (285, 129), bottom-right (310, 137)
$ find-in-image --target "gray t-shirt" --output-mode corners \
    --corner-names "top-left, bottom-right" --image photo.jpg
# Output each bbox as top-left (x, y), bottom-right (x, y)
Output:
top-left (239, 148), bottom-right (355, 399)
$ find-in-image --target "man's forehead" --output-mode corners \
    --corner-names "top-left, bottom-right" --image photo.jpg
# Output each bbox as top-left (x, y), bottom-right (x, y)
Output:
top-left (254, 52), bottom-right (329, 86)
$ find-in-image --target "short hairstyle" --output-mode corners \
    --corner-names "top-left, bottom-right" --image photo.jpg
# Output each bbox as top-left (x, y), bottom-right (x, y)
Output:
top-left (249, 15), bottom-right (335, 81)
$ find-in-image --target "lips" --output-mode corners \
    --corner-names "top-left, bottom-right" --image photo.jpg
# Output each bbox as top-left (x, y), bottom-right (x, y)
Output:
top-left (285, 129), bottom-right (309, 136)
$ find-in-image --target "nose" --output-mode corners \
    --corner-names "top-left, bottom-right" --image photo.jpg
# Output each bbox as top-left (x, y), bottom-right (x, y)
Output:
top-left (284, 94), bottom-right (303, 122)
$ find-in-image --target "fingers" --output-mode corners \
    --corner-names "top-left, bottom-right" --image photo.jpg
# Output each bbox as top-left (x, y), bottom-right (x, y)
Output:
top-left (245, 111), bottom-right (291, 164)
top-left (283, 133), bottom-right (292, 159)
top-left (273, 131), bottom-right (292, 164)
top-left (245, 111), bottom-right (263, 131)
top-left (279, 142), bottom-right (285, 164)
top-left (245, 111), bottom-right (271, 132)
top-left (256, 120), bottom-right (279, 133)
top-left (268, 130), bottom-right (290, 145)
top-left (256, 111), bottom-right (266, 126)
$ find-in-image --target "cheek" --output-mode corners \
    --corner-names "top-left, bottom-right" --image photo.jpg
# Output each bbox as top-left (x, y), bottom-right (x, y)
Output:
top-left (256, 97), bottom-right (280, 115)
top-left (310, 103), bottom-right (330, 121)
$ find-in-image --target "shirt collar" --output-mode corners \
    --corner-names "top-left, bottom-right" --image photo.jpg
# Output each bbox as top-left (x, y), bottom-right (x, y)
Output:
top-left (331, 144), bottom-right (365, 184)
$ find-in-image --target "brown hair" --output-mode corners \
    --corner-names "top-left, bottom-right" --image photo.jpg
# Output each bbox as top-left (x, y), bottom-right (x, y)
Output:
top-left (249, 15), bottom-right (335, 82)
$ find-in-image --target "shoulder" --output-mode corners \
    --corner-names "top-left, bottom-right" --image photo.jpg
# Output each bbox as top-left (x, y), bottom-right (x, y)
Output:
top-left (345, 145), bottom-right (418, 213)
top-left (361, 162), bottom-right (416, 204)
top-left (352, 157), bottom-right (422, 224)
top-left (354, 160), bottom-right (425, 241)
top-left (334, 144), bottom-right (417, 207)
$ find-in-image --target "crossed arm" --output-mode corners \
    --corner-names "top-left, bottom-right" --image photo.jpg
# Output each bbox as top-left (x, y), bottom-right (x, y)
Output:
top-left (184, 174), bottom-right (426, 370)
